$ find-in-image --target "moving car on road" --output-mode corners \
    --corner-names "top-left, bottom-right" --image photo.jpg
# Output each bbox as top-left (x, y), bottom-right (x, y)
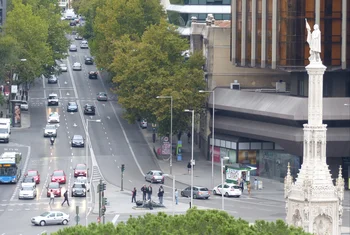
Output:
top-left (22, 176), bottom-right (35, 187)
top-left (19, 184), bottom-right (37, 199)
top-left (74, 163), bottom-right (88, 177)
top-left (72, 62), bottom-right (82, 71)
top-left (75, 34), bottom-right (83, 40)
top-left (69, 44), bottom-right (77, 52)
top-left (88, 71), bottom-right (98, 79)
top-left (145, 170), bottom-right (164, 184)
top-left (43, 124), bottom-right (58, 137)
top-left (67, 101), bottom-right (78, 112)
top-left (51, 170), bottom-right (66, 184)
top-left (212, 183), bottom-right (242, 197)
top-left (47, 93), bottom-right (59, 106)
top-left (84, 57), bottom-right (93, 65)
top-left (71, 182), bottom-right (87, 197)
top-left (80, 42), bottom-right (88, 49)
top-left (75, 176), bottom-right (90, 192)
top-left (46, 182), bottom-right (62, 197)
top-left (47, 75), bottom-right (58, 84)
top-left (48, 112), bottom-right (60, 123)
top-left (31, 211), bottom-right (69, 226)
top-left (59, 64), bottom-right (68, 72)
top-left (71, 135), bottom-right (85, 147)
top-left (181, 186), bottom-right (210, 199)
top-left (25, 170), bottom-right (40, 184)
top-left (83, 104), bottom-right (95, 115)
top-left (96, 92), bottom-right (107, 101)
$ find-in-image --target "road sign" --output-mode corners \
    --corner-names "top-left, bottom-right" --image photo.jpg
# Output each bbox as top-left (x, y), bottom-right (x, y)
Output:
top-left (75, 215), bottom-right (80, 223)
top-left (161, 136), bottom-right (171, 155)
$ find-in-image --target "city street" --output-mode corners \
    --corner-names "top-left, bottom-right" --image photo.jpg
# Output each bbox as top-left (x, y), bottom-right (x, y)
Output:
top-left (0, 32), bottom-right (348, 235)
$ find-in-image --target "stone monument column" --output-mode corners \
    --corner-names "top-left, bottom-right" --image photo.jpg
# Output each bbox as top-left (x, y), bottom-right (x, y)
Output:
top-left (284, 20), bottom-right (344, 235)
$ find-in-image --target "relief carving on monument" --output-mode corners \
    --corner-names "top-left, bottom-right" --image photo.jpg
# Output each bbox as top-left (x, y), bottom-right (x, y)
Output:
top-left (292, 209), bottom-right (303, 228)
top-left (313, 215), bottom-right (332, 235)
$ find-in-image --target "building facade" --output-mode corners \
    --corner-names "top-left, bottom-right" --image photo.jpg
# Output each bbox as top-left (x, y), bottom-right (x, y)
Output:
top-left (191, 0), bottom-right (350, 184)
top-left (0, 0), bottom-right (7, 32)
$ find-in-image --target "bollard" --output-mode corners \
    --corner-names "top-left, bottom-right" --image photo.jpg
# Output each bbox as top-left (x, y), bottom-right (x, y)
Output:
top-left (189, 201), bottom-right (191, 209)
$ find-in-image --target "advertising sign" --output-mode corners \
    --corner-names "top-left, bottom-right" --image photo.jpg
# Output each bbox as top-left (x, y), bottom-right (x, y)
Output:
top-left (161, 136), bottom-right (171, 155)
top-left (12, 102), bottom-right (21, 127)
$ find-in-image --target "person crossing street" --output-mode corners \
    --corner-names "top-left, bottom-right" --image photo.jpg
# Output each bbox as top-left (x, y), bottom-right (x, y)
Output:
top-left (61, 190), bottom-right (70, 206)
top-left (49, 190), bottom-right (55, 205)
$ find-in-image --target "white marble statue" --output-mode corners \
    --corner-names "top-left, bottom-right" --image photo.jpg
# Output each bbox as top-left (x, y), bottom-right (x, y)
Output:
top-left (305, 19), bottom-right (321, 62)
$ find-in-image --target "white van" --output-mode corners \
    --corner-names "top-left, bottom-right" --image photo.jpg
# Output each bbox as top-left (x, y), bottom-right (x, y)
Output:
top-left (0, 118), bottom-right (11, 134)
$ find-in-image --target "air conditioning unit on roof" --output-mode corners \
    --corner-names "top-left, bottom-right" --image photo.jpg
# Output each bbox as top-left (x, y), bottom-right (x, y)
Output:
top-left (230, 80), bottom-right (240, 90)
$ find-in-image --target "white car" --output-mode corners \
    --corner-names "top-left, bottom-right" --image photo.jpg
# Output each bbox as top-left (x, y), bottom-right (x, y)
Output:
top-left (48, 112), bottom-right (60, 123)
top-left (76, 176), bottom-right (90, 192)
top-left (19, 184), bottom-right (37, 199)
top-left (31, 211), bottom-right (70, 226)
top-left (73, 62), bottom-right (82, 71)
top-left (80, 43), bottom-right (88, 49)
top-left (47, 93), bottom-right (59, 106)
top-left (59, 64), bottom-right (68, 72)
top-left (212, 183), bottom-right (242, 197)
top-left (20, 101), bottom-right (29, 111)
top-left (44, 124), bottom-right (58, 137)
top-left (140, 119), bottom-right (147, 129)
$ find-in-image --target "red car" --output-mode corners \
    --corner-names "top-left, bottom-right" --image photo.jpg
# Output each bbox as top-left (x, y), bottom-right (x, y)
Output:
top-left (25, 170), bottom-right (40, 184)
top-left (74, 163), bottom-right (88, 177)
top-left (51, 170), bottom-right (66, 184)
top-left (47, 182), bottom-right (62, 197)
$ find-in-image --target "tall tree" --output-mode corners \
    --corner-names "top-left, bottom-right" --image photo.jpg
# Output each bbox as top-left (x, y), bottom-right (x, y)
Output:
top-left (92, 0), bottom-right (165, 70)
top-left (110, 20), bottom-right (206, 134)
top-left (5, 0), bottom-right (51, 84)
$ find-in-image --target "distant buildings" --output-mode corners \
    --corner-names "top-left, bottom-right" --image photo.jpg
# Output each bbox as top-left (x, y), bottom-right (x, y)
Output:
top-left (0, 0), bottom-right (6, 31)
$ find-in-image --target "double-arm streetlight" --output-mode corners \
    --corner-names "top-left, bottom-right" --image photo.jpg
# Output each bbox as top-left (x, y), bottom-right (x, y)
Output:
top-left (156, 96), bottom-right (173, 175)
top-left (199, 89), bottom-right (215, 189)
top-left (184, 109), bottom-right (194, 208)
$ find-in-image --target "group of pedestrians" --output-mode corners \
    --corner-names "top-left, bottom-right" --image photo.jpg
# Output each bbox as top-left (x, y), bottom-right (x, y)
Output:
top-left (132, 185), bottom-right (174, 205)
top-left (49, 189), bottom-right (70, 207)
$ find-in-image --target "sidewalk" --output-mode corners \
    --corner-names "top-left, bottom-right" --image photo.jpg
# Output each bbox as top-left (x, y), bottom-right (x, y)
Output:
top-left (139, 125), bottom-right (350, 208)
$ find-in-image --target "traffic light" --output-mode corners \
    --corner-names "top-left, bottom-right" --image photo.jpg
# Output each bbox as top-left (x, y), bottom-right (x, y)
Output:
top-left (121, 164), bottom-right (125, 172)
top-left (102, 197), bottom-right (108, 206)
top-left (98, 183), bottom-right (106, 192)
top-left (101, 206), bottom-right (106, 216)
top-left (103, 183), bottom-right (106, 191)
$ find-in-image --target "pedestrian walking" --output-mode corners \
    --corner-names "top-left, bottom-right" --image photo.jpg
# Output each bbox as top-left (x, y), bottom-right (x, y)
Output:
top-left (0, 111), bottom-right (3, 118)
top-left (187, 131), bottom-right (191, 143)
top-left (141, 185), bottom-right (147, 201)
top-left (61, 190), bottom-right (70, 206)
top-left (147, 184), bottom-right (153, 200)
top-left (247, 182), bottom-right (251, 197)
top-left (240, 180), bottom-right (245, 193)
top-left (187, 161), bottom-right (191, 174)
top-left (254, 178), bottom-right (258, 190)
top-left (49, 190), bottom-right (55, 205)
top-left (158, 186), bottom-right (164, 205)
top-left (131, 187), bottom-right (137, 203)
top-left (175, 188), bottom-right (179, 205)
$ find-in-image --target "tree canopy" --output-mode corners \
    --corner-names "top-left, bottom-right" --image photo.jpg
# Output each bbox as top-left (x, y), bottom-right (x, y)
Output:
top-left (51, 209), bottom-right (311, 235)
top-left (109, 20), bottom-right (207, 134)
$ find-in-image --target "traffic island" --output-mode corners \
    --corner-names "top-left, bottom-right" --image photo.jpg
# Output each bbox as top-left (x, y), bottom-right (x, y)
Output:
top-left (133, 200), bottom-right (165, 210)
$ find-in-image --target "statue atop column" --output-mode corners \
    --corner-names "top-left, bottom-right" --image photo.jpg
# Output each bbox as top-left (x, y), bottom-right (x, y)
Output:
top-left (305, 19), bottom-right (321, 62)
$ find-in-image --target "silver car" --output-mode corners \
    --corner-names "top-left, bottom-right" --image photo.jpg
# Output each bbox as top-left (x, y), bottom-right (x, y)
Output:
top-left (43, 124), bottom-right (57, 137)
top-left (59, 64), bottom-right (68, 72)
top-left (71, 135), bottom-right (85, 147)
top-left (69, 44), bottom-right (77, 52)
top-left (145, 170), bottom-right (164, 184)
top-left (181, 186), bottom-right (210, 199)
top-left (31, 211), bottom-right (69, 226)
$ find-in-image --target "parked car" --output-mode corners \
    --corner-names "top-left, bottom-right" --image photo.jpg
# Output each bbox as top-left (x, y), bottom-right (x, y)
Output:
top-left (212, 183), bottom-right (241, 197)
top-left (96, 92), bottom-right (107, 101)
top-left (71, 182), bottom-right (87, 197)
top-left (145, 170), bottom-right (164, 184)
top-left (72, 62), bottom-right (82, 71)
top-left (31, 211), bottom-right (69, 226)
top-left (69, 44), bottom-right (77, 52)
top-left (67, 101), bottom-right (78, 112)
top-left (19, 184), bottom-right (36, 199)
top-left (83, 104), bottom-right (95, 115)
top-left (71, 135), bottom-right (85, 147)
top-left (74, 163), bottom-right (88, 177)
top-left (43, 124), bottom-right (57, 137)
top-left (47, 75), bottom-right (58, 84)
top-left (25, 170), bottom-right (40, 184)
top-left (48, 112), bottom-right (60, 123)
top-left (46, 182), bottom-right (62, 197)
top-left (88, 71), bottom-right (98, 79)
top-left (84, 57), bottom-right (93, 65)
top-left (59, 64), bottom-right (68, 72)
top-left (140, 119), bottom-right (147, 129)
top-left (181, 186), bottom-right (210, 199)
top-left (51, 170), bottom-right (66, 184)
top-left (20, 101), bottom-right (29, 111)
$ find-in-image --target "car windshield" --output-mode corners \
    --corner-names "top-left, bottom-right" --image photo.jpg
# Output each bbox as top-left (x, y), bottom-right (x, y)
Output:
top-left (199, 188), bottom-right (209, 191)
top-left (49, 113), bottom-right (58, 117)
top-left (27, 171), bottom-right (37, 176)
top-left (232, 186), bottom-right (240, 189)
top-left (40, 212), bottom-right (50, 217)
top-left (22, 186), bottom-right (33, 191)
top-left (49, 95), bottom-right (57, 99)
top-left (73, 184), bottom-right (85, 188)
top-left (0, 129), bottom-right (8, 134)
top-left (23, 177), bottom-right (34, 182)
top-left (153, 172), bottom-right (162, 176)
top-left (69, 102), bottom-right (77, 106)
top-left (49, 183), bottom-right (59, 189)
top-left (76, 165), bottom-right (86, 170)
top-left (45, 125), bottom-right (56, 130)
top-left (53, 171), bottom-right (64, 176)
top-left (74, 136), bottom-right (83, 141)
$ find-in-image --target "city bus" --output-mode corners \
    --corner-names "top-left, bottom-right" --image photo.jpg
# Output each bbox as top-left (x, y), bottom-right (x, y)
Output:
top-left (0, 152), bottom-right (22, 164)
top-left (0, 158), bottom-right (22, 184)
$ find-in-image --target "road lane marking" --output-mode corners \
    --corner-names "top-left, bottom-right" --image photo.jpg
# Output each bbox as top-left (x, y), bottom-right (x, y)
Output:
top-left (112, 214), bottom-right (120, 224)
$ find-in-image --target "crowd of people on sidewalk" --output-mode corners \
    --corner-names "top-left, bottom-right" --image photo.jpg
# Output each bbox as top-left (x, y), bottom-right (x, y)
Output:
top-left (131, 184), bottom-right (180, 206)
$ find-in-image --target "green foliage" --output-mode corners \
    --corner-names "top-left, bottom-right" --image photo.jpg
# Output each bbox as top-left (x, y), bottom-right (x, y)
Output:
top-left (110, 19), bottom-right (206, 134)
top-left (92, 0), bottom-right (165, 69)
top-left (0, 35), bottom-right (20, 81)
top-left (51, 209), bottom-right (312, 235)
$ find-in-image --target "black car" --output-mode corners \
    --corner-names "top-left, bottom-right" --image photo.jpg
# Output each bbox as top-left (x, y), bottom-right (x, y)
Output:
top-left (84, 104), bottom-right (95, 115)
top-left (70, 21), bottom-right (76, 26)
top-left (88, 71), bottom-right (98, 79)
top-left (47, 75), bottom-right (58, 84)
top-left (71, 135), bottom-right (85, 147)
top-left (84, 57), bottom-right (93, 65)
top-left (67, 102), bottom-right (78, 112)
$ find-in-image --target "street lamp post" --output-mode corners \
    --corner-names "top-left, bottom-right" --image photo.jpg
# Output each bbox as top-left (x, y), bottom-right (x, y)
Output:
top-left (199, 89), bottom-right (215, 189)
top-left (221, 156), bottom-right (229, 210)
top-left (156, 96), bottom-right (173, 175)
top-left (184, 109), bottom-right (194, 208)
